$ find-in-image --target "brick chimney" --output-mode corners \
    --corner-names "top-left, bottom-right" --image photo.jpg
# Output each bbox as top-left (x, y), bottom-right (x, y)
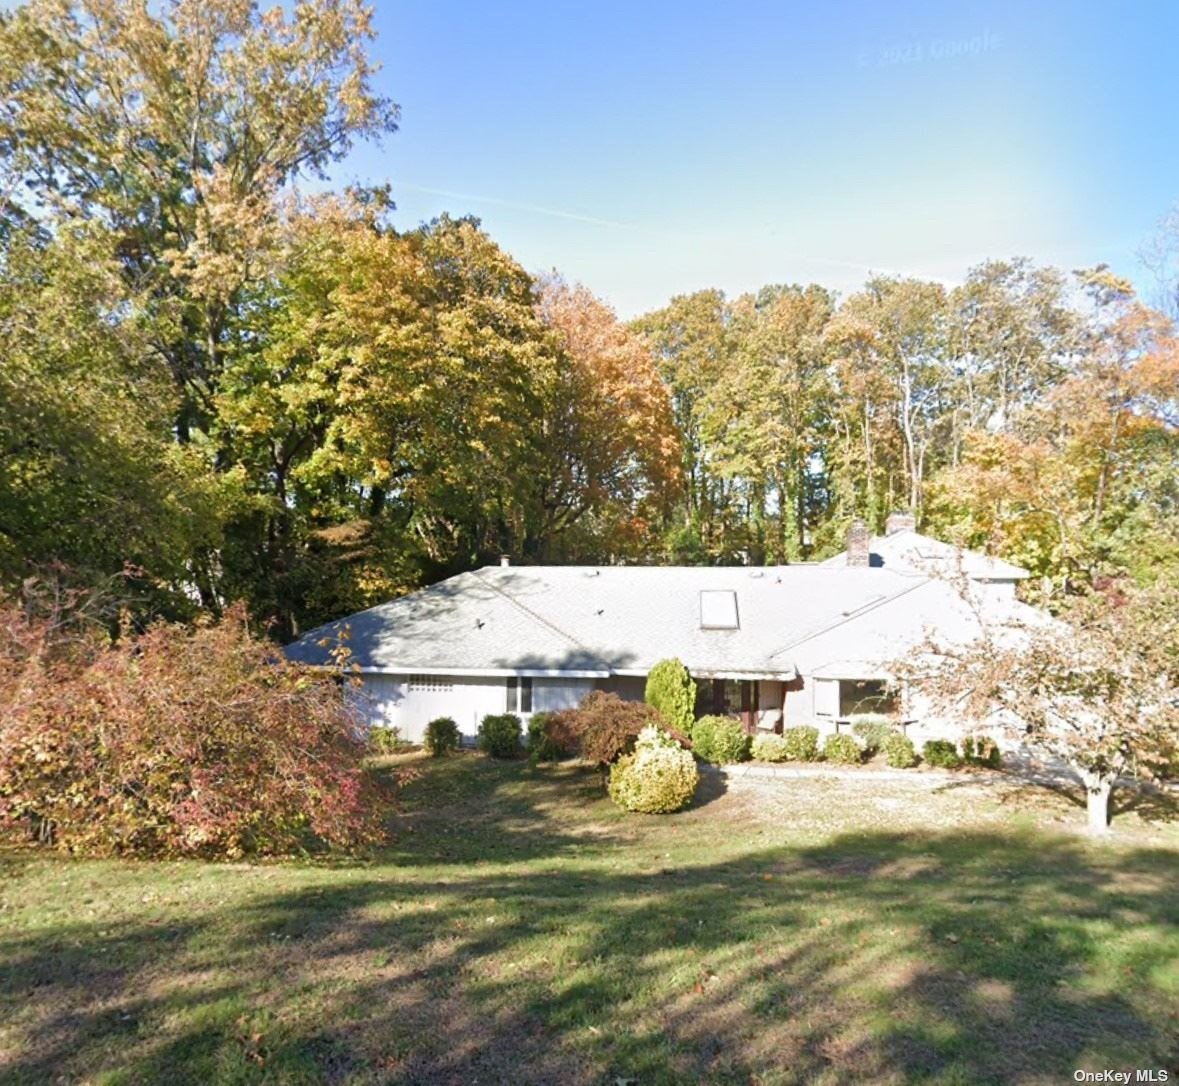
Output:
top-left (885, 510), bottom-right (917, 536)
top-left (846, 518), bottom-right (871, 567)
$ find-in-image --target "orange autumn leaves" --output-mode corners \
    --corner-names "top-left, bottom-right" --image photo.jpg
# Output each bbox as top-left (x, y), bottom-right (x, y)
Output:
top-left (536, 277), bottom-right (681, 542)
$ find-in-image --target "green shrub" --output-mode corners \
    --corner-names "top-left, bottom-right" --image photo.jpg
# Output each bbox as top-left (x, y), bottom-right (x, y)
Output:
top-left (851, 715), bottom-right (896, 754)
top-left (882, 731), bottom-right (918, 768)
top-left (691, 714), bottom-right (750, 764)
top-left (643, 658), bottom-right (697, 735)
top-left (608, 726), bottom-right (699, 813)
top-left (367, 725), bottom-right (404, 755)
top-left (424, 716), bottom-right (460, 757)
top-left (547, 692), bottom-right (663, 767)
top-left (822, 733), bottom-right (863, 765)
top-left (526, 711), bottom-right (567, 764)
top-left (750, 733), bottom-right (790, 762)
top-left (962, 734), bottom-right (1001, 769)
top-left (478, 713), bottom-right (522, 758)
top-left (922, 738), bottom-right (962, 769)
top-left (782, 725), bottom-right (821, 762)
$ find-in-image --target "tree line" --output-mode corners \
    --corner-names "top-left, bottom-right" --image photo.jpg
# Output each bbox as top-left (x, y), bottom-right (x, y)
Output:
top-left (0, 0), bottom-right (1175, 642)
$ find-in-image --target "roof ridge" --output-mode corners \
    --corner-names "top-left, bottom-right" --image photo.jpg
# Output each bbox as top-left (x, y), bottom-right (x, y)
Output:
top-left (471, 569), bottom-right (613, 672)
top-left (769, 576), bottom-right (933, 659)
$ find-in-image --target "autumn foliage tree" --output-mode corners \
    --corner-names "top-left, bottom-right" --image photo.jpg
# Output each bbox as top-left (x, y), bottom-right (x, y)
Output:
top-left (0, 0), bottom-right (1175, 641)
top-left (0, 599), bottom-right (387, 857)
top-left (904, 580), bottom-right (1179, 833)
top-left (533, 277), bottom-right (681, 558)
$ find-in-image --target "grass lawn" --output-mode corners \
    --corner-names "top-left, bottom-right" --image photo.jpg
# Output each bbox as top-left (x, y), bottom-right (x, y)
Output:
top-left (2, 755), bottom-right (1177, 1085)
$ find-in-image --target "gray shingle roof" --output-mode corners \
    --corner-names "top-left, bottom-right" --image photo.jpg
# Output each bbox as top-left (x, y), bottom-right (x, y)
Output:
top-left (286, 564), bottom-right (941, 678)
top-left (818, 529), bottom-right (1030, 580)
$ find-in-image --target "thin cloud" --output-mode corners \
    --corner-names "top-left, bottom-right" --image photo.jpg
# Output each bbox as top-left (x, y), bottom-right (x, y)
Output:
top-left (395, 182), bottom-right (636, 230)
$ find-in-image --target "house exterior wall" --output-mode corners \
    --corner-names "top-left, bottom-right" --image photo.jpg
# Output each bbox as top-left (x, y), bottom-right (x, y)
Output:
top-left (351, 673), bottom-right (601, 744)
top-left (756, 679), bottom-right (785, 731)
top-left (350, 669), bottom-right (1011, 752)
top-left (784, 677), bottom-right (814, 728)
top-left (596, 675), bottom-right (647, 702)
top-left (774, 676), bottom-right (1013, 750)
top-left (350, 674), bottom-right (505, 743)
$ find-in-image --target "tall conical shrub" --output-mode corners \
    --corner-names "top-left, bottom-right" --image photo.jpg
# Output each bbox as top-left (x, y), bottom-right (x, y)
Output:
top-left (644, 657), bottom-right (697, 735)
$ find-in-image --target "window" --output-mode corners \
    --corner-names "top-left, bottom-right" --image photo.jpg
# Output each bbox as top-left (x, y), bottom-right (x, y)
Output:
top-left (697, 678), bottom-right (759, 717)
top-left (408, 674), bottom-right (453, 693)
top-left (506, 676), bottom-right (533, 713)
top-left (699, 590), bottom-right (739, 629)
top-left (838, 679), bottom-right (898, 717)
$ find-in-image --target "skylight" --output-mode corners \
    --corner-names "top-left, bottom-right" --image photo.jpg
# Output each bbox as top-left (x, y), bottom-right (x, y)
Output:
top-left (700, 590), bottom-right (739, 629)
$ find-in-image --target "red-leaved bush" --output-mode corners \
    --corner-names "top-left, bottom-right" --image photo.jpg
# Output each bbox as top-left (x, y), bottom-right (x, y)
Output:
top-left (548, 691), bottom-right (688, 767)
top-left (0, 601), bottom-right (388, 858)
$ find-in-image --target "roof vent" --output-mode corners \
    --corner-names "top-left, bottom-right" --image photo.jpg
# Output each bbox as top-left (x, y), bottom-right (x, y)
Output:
top-left (499, 554), bottom-right (511, 567)
top-left (700, 590), bottom-right (739, 629)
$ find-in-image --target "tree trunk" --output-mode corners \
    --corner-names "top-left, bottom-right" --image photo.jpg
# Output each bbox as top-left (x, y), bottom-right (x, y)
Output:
top-left (1081, 770), bottom-right (1113, 834)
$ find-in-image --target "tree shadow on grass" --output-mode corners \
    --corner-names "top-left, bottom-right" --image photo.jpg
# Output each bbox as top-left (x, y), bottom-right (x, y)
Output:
top-left (1112, 784), bottom-right (1179, 823)
top-left (933, 769), bottom-right (1179, 828)
top-left (2, 779), bottom-right (1177, 1084)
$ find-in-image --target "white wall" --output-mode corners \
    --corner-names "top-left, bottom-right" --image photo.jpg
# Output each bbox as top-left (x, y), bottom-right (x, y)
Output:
top-left (351, 674), bottom-right (506, 743)
top-left (774, 674), bottom-right (1012, 749)
top-left (352, 674), bottom-right (598, 744)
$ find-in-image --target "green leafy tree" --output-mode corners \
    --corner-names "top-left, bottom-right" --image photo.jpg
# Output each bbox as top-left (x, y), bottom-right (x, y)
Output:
top-left (0, 0), bottom-right (398, 444)
top-left (0, 224), bottom-right (239, 602)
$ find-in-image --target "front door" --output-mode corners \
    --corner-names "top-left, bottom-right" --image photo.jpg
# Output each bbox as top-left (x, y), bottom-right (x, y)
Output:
top-left (705, 679), bottom-right (760, 732)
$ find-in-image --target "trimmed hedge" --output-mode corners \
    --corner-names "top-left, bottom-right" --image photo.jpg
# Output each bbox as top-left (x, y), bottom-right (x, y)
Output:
top-left (750, 733), bottom-right (790, 762)
top-left (922, 739), bottom-right (962, 769)
top-left (962, 734), bottom-right (1001, 769)
top-left (691, 715), bottom-right (750, 764)
top-left (526, 711), bottom-right (567, 764)
top-left (608, 726), bottom-right (699, 813)
top-left (424, 716), bottom-right (460, 757)
top-left (851, 715), bottom-right (896, 754)
top-left (822, 733), bottom-right (864, 765)
top-left (882, 731), bottom-right (918, 768)
top-left (782, 725), bottom-right (821, 762)
top-left (478, 713), bottom-right (522, 758)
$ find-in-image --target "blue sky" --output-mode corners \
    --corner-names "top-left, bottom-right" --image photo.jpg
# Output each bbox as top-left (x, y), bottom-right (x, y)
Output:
top-left (338, 1), bottom-right (1179, 317)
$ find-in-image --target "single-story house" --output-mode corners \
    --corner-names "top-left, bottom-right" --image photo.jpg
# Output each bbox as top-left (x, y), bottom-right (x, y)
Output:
top-left (285, 512), bottom-right (1041, 747)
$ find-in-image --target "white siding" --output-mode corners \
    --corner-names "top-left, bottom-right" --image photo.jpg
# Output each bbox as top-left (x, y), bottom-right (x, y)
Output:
top-left (784, 679), bottom-right (812, 727)
top-left (813, 677), bottom-right (839, 731)
top-left (351, 673), bottom-right (601, 745)
top-left (352, 673), bottom-right (508, 743)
